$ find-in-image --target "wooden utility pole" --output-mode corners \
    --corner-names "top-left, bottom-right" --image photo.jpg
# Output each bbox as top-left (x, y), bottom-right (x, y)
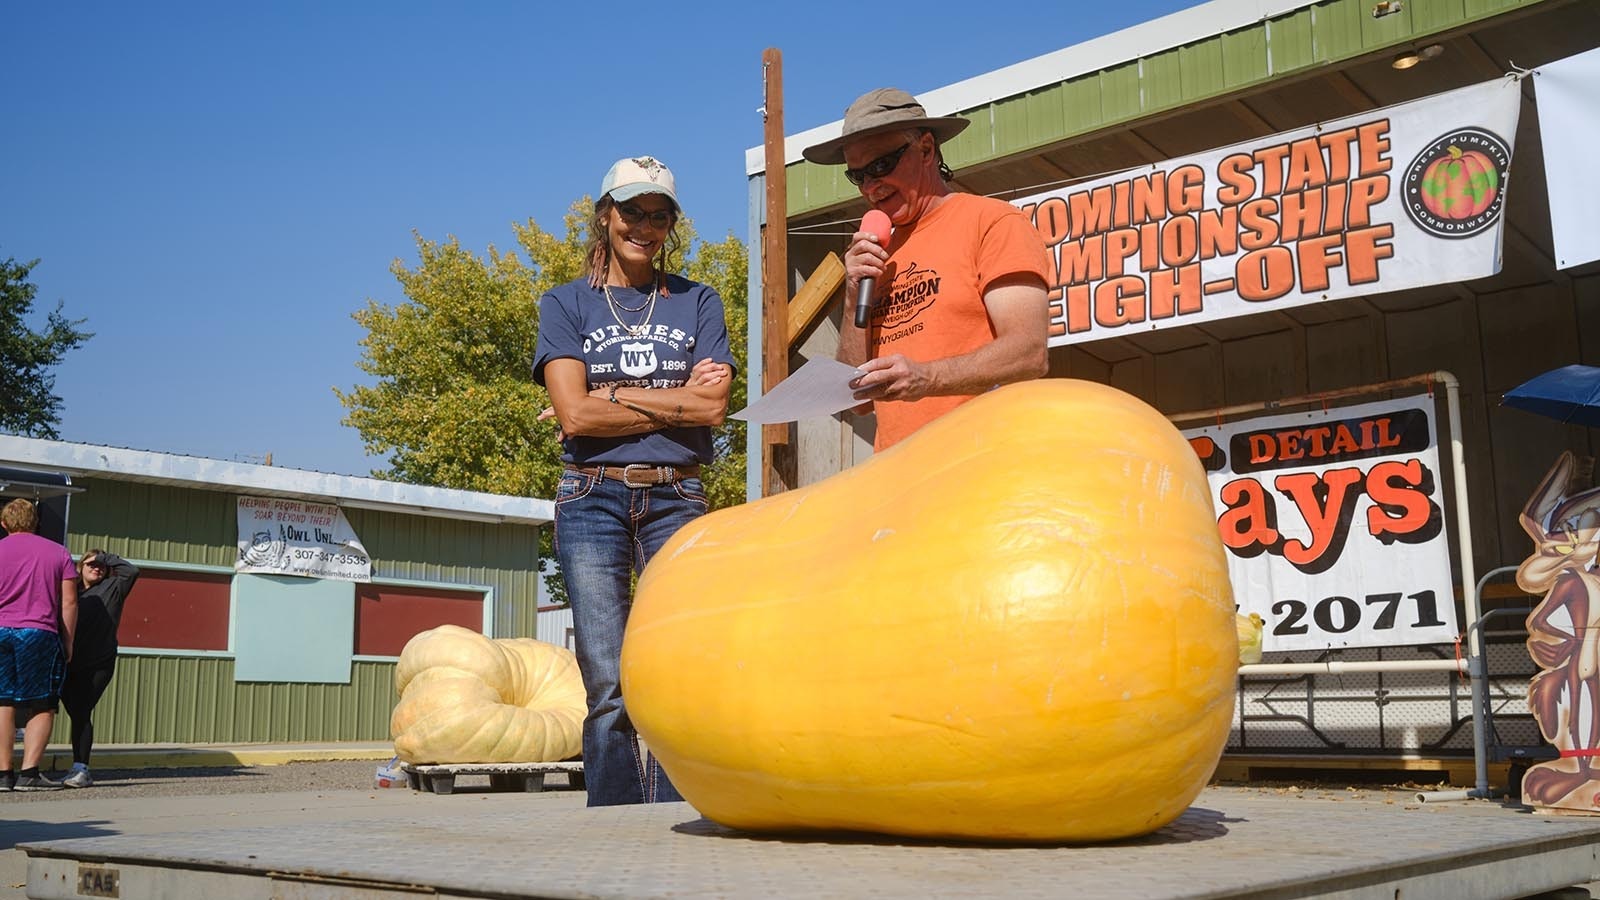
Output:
top-left (760, 49), bottom-right (793, 497)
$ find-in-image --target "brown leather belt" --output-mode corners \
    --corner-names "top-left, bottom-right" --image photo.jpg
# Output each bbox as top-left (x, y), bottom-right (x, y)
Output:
top-left (566, 463), bottom-right (701, 488)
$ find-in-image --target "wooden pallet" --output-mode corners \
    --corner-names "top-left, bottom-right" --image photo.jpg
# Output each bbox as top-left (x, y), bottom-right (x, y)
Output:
top-left (403, 761), bottom-right (585, 795)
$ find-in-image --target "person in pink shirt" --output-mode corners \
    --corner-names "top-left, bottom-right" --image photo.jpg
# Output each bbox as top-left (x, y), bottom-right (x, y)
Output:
top-left (0, 498), bottom-right (78, 791)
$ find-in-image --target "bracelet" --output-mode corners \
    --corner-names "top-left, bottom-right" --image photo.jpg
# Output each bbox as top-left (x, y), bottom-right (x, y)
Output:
top-left (608, 384), bottom-right (620, 404)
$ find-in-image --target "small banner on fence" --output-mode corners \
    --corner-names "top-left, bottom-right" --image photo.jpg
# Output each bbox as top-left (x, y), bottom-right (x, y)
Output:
top-left (1180, 395), bottom-right (1457, 652)
top-left (1013, 77), bottom-right (1522, 347)
top-left (236, 496), bottom-right (372, 582)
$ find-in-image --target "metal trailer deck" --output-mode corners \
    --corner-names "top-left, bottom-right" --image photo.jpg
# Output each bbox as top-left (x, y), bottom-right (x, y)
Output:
top-left (20, 787), bottom-right (1600, 899)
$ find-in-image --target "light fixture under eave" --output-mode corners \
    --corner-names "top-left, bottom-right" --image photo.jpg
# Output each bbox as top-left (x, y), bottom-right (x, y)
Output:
top-left (1392, 43), bottom-right (1444, 70)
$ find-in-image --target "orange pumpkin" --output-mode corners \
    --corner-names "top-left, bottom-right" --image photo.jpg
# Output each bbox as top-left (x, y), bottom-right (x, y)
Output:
top-left (621, 379), bottom-right (1236, 842)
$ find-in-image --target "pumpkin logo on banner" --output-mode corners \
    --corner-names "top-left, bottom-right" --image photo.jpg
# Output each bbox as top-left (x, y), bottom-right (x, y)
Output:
top-left (1401, 127), bottom-right (1512, 238)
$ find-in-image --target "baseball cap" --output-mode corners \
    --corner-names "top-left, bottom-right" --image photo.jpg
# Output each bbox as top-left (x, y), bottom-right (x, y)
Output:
top-left (600, 156), bottom-right (680, 211)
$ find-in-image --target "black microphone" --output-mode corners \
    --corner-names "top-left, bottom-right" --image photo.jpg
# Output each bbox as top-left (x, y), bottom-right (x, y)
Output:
top-left (855, 209), bottom-right (892, 328)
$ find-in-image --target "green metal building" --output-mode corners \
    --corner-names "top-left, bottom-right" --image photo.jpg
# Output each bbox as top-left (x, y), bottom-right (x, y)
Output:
top-left (0, 434), bottom-right (549, 744)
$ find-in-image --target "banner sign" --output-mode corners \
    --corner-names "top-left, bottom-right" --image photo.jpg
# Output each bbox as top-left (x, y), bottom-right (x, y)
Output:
top-left (1014, 78), bottom-right (1522, 347)
top-left (1534, 47), bottom-right (1600, 270)
top-left (1180, 396), bottom-right (1457, 652)
top-left (236, 496), bottom-right (372, 582)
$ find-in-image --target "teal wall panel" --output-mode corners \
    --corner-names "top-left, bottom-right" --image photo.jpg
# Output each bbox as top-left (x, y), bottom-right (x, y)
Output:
top-left (233, 574), bottom-right (356, 683)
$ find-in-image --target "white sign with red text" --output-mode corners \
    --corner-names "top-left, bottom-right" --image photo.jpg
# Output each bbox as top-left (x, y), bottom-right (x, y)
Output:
top-left (1181, 395), bottom-right (1456, 652)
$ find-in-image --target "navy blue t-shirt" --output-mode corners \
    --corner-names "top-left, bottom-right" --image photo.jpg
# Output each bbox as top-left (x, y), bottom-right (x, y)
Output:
top-left (532, 273), bottom-right (734, 467)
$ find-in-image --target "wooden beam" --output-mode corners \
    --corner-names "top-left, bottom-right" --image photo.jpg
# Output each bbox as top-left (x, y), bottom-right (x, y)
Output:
top-left (760, 48), bottom-right (793, 496)
top-left (785, 252), bottom-right (846, 348)
top-left (1229, 98), bottom-right (1277, 135)
top-left (1327, 70), bottom-right (1378, 112)
top-left (1121, 128), bottom-right (1171, 163)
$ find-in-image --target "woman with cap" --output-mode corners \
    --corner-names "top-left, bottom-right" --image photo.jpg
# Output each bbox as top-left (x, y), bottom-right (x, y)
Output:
top-left (59, 549), bottom-right (140, 788)
top-left (532, 156), bottom-right (734, 806)
top-left (803, 87), bottom-right (1051, 452)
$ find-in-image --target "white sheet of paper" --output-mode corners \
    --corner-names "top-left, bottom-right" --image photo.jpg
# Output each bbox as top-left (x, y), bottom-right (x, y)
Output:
top-left (730, 357), bottom-right (865, 424)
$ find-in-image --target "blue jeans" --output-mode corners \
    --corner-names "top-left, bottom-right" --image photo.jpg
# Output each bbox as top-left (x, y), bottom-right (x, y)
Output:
top-left (554, 469), bottom-right (706, 806)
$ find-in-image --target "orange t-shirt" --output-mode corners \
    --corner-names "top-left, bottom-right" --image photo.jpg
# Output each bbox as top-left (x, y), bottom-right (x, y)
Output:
top-left (863, 193), bottom-right (1049, 451)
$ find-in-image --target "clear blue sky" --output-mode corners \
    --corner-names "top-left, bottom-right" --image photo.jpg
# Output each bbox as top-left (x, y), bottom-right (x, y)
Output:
top-left (5, 0), bottom-right (1190, 478)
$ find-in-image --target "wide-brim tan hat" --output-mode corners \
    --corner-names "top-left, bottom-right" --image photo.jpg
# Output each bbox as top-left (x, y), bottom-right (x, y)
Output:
top-left (801, 88), bottom-right (970, 166)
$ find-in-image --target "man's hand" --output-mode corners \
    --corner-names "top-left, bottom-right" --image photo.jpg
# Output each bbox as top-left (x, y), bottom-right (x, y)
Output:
top-left (850, 353), bottom-right (935, 403)
top-left (843, 227), bottom-right (890, 318)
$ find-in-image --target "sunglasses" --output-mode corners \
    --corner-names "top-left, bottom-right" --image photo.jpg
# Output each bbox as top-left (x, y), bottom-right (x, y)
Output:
top-left (615, 203), bottom-right (675, 229)
top-left (845, 143), bottom-right (913, 187)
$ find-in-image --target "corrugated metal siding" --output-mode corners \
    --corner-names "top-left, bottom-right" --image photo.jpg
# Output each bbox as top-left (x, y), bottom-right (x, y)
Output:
top-left (785, 0), bottom-right (1551, 217)
top-left (535, 606), bottom-right (575, 651)
top-left (51, 477), bottom-right (543, 744)
top-left (49, 657), bottom-right (400, 744)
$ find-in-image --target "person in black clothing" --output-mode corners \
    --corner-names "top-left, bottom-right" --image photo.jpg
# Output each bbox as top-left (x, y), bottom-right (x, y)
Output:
top-left (60, 549), bottom-right (138, 788)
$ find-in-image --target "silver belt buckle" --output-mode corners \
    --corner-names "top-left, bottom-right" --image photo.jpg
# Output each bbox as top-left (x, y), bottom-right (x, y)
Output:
top-left (622, 464), bottom-right (662, 488)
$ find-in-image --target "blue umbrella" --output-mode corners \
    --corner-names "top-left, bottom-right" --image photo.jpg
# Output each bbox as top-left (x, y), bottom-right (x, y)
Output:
top-left (1502, 365), bottom-right (1600, 428)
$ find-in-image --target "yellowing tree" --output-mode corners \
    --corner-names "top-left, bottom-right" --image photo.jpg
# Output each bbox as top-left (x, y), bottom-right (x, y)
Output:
top-left (337, 198), bottom-right (748, 509)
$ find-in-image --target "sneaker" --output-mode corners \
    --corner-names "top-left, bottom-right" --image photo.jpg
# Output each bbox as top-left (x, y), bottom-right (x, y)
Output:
top-left (12, 772), bottom-right (64, 792)
top-left (63, 767), bottom-right (92, 789)
top-left (2, 770), bottom-right (13, 792)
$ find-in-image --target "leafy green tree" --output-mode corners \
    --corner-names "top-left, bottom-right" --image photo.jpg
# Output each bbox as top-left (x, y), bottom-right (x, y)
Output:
top-left (338, 201), bottom-right (749, 604)
top-left (0, 257), bottom-right (92, 439)
top-left (683, 230), bottom-right (748, 511)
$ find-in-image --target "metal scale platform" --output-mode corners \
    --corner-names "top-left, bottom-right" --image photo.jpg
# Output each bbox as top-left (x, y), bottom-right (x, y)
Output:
top-left (21, 786), bottom-right (1600, 899)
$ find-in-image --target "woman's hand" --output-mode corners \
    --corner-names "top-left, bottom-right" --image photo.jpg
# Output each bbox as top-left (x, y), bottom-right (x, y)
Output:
top-left (689, 358), bottom-right (731, 386)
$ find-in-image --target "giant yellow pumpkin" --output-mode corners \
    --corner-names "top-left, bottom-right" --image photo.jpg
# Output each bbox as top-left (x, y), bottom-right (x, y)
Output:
top-left (391, 625), bottom-right (585, 764)
top-left (621, 379), bottom-right (1235, 842)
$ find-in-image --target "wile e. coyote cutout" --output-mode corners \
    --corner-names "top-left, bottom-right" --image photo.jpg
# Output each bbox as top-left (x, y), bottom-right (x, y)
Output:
top-left (1520, 451), bottom-right (1600, 812)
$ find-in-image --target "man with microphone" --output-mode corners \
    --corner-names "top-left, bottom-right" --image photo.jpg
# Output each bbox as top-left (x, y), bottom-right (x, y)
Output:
top-left (803, 87), bottom-right (1051, 451)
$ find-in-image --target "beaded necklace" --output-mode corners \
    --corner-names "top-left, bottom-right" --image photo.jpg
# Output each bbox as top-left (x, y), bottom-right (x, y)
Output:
top-left (602, 276), bottom-right (659, 336)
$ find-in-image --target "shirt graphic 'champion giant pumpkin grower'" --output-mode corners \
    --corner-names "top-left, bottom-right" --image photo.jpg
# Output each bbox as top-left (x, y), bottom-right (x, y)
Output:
top-left (621, 379), bottom-right (1237, 842)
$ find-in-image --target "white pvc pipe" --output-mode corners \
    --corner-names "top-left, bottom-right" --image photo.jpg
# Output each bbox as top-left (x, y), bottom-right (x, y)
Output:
top-left (1240, 659), bottom-right (1467, 676)
top-left (1440, 372), bottom-right (1488, 797)
top-left (1415, 789), bottom-right (1473, 803)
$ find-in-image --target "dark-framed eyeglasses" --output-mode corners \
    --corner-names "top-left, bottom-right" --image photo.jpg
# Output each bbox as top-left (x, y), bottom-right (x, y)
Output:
top-left (844, 143), bottom-right (913, 186)
top-left (615, 203), bottom-right (675, 229)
